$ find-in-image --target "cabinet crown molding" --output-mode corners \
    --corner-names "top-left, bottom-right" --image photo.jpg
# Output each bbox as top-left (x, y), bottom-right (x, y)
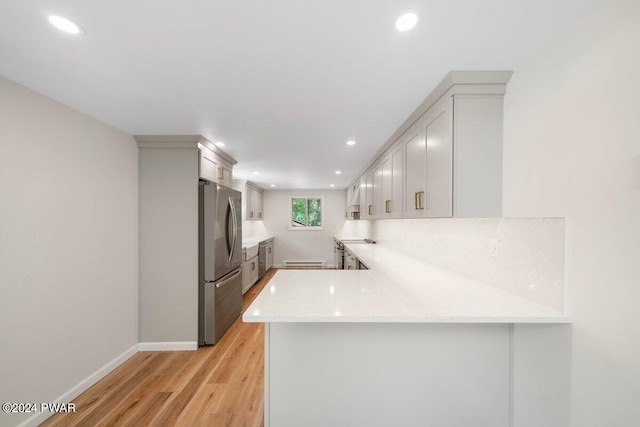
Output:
top-left (233, 179), bottom-right (264, 192)
top-left (134, 135), bottom-right (237, 165)
top-left (349, 70), bottom-right (512, 188)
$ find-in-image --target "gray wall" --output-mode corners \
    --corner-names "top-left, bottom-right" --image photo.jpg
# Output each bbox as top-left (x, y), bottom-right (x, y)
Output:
top-left (138, 147), bottom-right (198, 345)
top-left (502, 0), bottom-right (640, 424)
top-left (262, 190), bottom-right (346, 267)
top-left (0, 76), bottom-right (139, 426)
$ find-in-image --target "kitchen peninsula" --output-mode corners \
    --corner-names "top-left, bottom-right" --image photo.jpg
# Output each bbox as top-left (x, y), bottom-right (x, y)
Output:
top-left (244, 225), bottom-right (572, 427)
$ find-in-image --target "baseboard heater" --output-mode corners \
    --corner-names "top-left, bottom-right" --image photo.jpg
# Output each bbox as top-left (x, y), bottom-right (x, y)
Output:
top-left (283, 260), bottom-right (326, 268)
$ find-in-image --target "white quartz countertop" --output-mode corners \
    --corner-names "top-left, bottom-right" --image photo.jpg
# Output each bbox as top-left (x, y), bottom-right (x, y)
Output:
top-left (243, 243), bottom-right (571, 324)
top-left (242, 236), bottom-right (274, 249)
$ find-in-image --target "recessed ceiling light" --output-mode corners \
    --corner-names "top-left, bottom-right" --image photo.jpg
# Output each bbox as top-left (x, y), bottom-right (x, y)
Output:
top-left (214, 141), bottom-right (226, 147)
top-left (335, 170), bottom-right (341, 175)
top-left (330, 184), bottom-right (335, 187)
top-left (270, 184), bottom-right (276, 188)
top-left (48, 15), bottom-right (84, 35)
top-left (254, 171), bottom-right (260, 175)
top-left (395, 12), bottom-right (418, 32)
top-left (346, 140), bottom-right (356, 146)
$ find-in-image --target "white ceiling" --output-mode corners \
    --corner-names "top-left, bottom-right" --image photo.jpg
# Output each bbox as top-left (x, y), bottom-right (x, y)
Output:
top-left (0, 0), bottom-right (602, 189)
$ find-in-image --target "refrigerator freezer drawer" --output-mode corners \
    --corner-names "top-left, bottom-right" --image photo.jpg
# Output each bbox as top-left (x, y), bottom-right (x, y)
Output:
top-left (201, 268), bottom-right (242, 345)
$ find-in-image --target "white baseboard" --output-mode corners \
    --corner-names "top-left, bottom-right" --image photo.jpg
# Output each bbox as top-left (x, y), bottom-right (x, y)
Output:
top-left (19, 343), bottom-right (139, 427)
top-left (17, 340), bottom-right (197, 426)
top-left (138, 341), bottom-right (198, 351)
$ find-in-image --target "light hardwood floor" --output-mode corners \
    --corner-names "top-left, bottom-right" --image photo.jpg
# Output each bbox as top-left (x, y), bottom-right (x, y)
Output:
top-left (41, 269), bottom-right (276, 427)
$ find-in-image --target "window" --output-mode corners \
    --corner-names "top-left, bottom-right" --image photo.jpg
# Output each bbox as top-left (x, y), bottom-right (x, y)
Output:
top-left (290, 197), bottom-right (323, 230)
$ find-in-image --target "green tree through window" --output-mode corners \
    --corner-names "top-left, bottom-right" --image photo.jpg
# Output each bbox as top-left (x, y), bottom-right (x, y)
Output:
top-left (291, 197), bottom-right (322, 228)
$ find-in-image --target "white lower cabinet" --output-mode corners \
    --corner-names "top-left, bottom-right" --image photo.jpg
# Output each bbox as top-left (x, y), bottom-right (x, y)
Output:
top-left (242, 245), bottom-right (260, 294)
top-left (242, 255), bottom-right (259, 294)
top-left (345, 249), bottom-right (357, 270)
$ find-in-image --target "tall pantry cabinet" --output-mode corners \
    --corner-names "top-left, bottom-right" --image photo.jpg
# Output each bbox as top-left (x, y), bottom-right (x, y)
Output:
top-left (135, 135), bottom-right (236, 348)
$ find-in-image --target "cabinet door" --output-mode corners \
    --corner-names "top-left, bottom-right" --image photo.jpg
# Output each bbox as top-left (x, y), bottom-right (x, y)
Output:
top-left (242, 254), bottom-right (251, 294)
top-left (255, 191), bottom-right (263, 220)
top-left (424, 100), bottom-right (453, 217)
top-left (345, 189), bottom-right (350, 219)
top-left (218, 165), bottom-right (232, 187)
top-left (199, 148), bottom-right (219, 183)
top-left (380, 144), bottom-right (403, 218)
top-left (391, 144), bottom-right (403, 218)
top-left (242, 250), bottom-right (253, 293)
top-left (373, 164), bottom-right (383, 219)
top-left (246, 187), bottom-right (255, 220)
top-left (266, 244), bottom-right (273, 270)
top-left (345, 250), bottom-right (357, 270)
top-left (250, 255), bottom-right (259, 284)
top-left (359, 179), bottom-right (369, 219)
top-left (403, 129), bottom-right (427, 218)
top-left (365, 171), bottom-right (374, 219)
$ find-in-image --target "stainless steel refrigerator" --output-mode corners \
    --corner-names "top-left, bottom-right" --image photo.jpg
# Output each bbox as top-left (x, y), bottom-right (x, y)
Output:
top-left (198, 181), bottom-right (243, 346)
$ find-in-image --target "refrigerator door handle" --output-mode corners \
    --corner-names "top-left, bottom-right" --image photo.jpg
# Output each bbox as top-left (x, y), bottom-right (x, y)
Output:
top-left (225, 200), bottom-right (232, 261)
top-left (215, 268), bottom-right (242, 289)
top-left (228, 196), bottom-right (237, 263)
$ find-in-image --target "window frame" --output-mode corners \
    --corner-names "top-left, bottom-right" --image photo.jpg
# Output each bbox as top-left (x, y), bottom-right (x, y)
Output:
top-left (289, 196), bottom-right (324, 231)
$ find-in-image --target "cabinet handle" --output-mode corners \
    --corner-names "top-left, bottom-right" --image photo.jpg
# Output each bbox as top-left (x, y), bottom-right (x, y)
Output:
top-left (259, 212), bottom-right (262, 219)
top-left (415, 191), bottom-right (425, 210)
top-left (268, 247), bottom-right (271, 254)
top-left (368, 205), bottom-right (373, 215)
top-left (218, 167), bottom-right (224, 181)
top-left (252, 262), bottom-right (255, 271)
top-left (243, 253), bottom-right (247, 261)
top-left (385, 200), bottom-right (391, 214)
top-left (250, 211), bottom-right (254, 218)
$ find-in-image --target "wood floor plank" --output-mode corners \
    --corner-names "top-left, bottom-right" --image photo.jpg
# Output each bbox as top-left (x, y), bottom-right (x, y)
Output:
top-left (39, 270), bottom-right (274, 427)
top-left (97, 351), bottom-right (189, 426)
top-left (41, 352), bottom-right (161, 427)
top-left (122, 392), bottom-right (173, 427)
top-left (75, 352), bottom-right (173, 427)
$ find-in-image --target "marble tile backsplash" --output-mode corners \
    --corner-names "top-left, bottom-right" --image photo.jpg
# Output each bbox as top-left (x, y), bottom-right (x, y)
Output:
top-left (371, 218), bottom-right (566, 312)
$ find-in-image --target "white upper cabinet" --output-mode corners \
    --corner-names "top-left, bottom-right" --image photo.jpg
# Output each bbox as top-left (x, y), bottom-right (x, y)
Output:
top-left (380, 142), bottom-right (403, 218)
top-left (372, 163), bottom-right (383, 219)
top-left (403, 95), bottom-right (453, 218)
top-left (134, 136), bottom-right (236, 188)
top-left (424, 97), bottom-right (453, 217)
top-left (198, 143), bottom-right (234, 186)
top-left (217, 159), bottom-right (233, 187)
top-left (254, 189), bottom-right (263, 220)
top-left (363, 170), bottom-right (375, 219)
top-left (350, 70), bottom-right (511, 220)
top-left (199, 146), bottom-right (219, 183)
top-left (359, 178), bottom-right (369, 220)
top-left (234, 180), bottom-right (264, 221)
top-left (451, 94), bottom-right (504, 217)
top-left (403, 129), bottom-right (427, 218)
